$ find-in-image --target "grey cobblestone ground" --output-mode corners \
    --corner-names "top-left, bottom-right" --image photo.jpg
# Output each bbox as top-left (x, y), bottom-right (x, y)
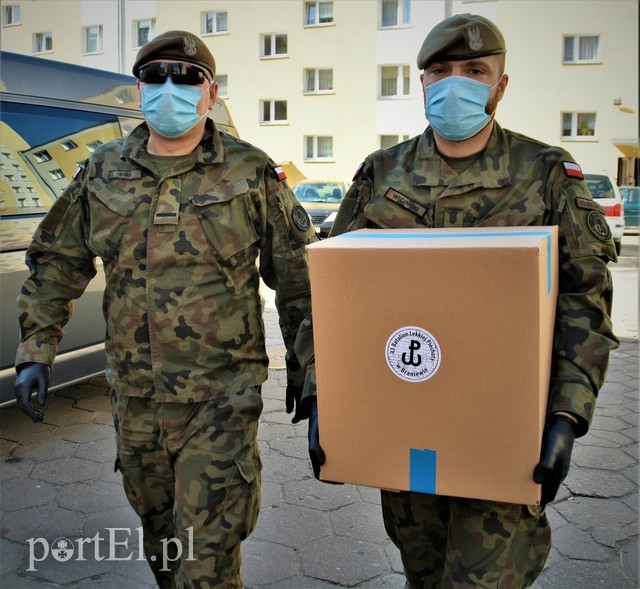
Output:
top-left (0, 305), bottom-right (637, 589)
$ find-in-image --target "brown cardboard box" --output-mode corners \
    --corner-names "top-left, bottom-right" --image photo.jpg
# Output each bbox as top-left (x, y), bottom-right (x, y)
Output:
top-left (308, 227), bottom-right (559, 505)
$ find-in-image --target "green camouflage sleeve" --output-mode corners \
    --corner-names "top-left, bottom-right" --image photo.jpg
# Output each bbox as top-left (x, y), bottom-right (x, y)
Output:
top-left (548, 164), bottom-right (619, 436)
top-left (259, 165), bottom-right (318, 391)
top-left (329, 161), bottom-right (376, 237)
top-left (15, 173), bottom-right (97, 368)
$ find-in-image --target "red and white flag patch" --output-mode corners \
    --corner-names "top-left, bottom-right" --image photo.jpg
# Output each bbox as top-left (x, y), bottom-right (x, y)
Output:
top-left (274, 165), bottom-right (286, 181)
top-left (352, 162), bottom-right (364, 180)
top-left (562, 161), bottom-right (584, 180)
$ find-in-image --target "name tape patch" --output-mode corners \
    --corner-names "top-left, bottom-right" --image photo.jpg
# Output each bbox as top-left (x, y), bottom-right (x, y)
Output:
top-left (384, 188), bottom-right (427, 218)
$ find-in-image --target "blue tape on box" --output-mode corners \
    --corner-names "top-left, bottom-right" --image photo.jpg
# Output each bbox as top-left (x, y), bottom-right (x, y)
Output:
top-left (409, 448), bottom-right (437, 494)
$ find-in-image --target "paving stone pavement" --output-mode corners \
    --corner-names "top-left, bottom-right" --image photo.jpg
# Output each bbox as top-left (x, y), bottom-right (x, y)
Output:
top-left (0, 301), bottom-right (637, 589)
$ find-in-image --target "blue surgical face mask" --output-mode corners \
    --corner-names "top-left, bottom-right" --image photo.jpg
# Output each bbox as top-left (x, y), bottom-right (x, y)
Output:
top-left (141, 77), bottom-right (209, 138)
top-left (425, 76), bottom-right (500, 141)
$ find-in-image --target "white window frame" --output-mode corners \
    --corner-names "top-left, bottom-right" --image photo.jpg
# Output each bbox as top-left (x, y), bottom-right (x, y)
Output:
top-left (61, 140), bottom-right (78, 151)
top-left (202, 10), bottom-right (228, 35)
top-left (260, 99), bottom-right (288, 125)
top-left (86, 140), bottom-right (104, 152)
top-left (216, 74), bottom-right (228, 98)
top-left (33, 32), bottom-right (53, 54)
top-left (303, 68), bottom-right (334, 94)
top-left (379, 65), bottom-right (410, 99)
top-left (561, 111), bottom-right (597, 141)
top-left (304, 135), bottom-right (334, 161)
top-left (304, 1), bottom-right (334, 27)
top-left (380, 134), bottom-right (410, 149)
top-left (380, 0), bottom-right (411, 28)
top-left (562, 34), bottom-right (601, 64)
top-left (49, 169), bottom-right (65, 180)
top-left (33, 150), bottom-right (52, 163)
top-left (134, 18), bottom-right (156, 48)
top-left (260, 33), bottom-right (288, 59)
top-left (82, 25), bottom-right (103, 54)
top-left (2, 4), bottom-right (21, 26)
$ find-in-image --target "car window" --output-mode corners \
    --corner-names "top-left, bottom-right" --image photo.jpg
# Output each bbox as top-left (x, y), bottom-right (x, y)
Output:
top-left (621, 187), bottom-right (639, 204)
top-left (583, 174), bottom-right (615, 199)
top-left (293, 183), bottom-right (344, 203)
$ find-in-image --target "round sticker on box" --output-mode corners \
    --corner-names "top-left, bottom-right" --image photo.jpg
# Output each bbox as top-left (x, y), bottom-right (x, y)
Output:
top-left (386, 326), bottom-right (441, 382)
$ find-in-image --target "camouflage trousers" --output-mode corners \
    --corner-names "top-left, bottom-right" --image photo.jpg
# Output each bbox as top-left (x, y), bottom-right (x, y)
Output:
top-left (381, 490), bottom-right (551, 589)
top-left (111, 386), bottom-right (263, 589)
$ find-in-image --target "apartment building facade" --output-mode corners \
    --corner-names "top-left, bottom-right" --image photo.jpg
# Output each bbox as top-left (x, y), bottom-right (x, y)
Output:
top-left (1, 0), bottom-right (638, 185)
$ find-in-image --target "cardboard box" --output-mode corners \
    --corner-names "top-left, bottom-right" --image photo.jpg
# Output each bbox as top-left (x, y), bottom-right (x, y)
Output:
top-left (308, 227), bottom-right (559, 505)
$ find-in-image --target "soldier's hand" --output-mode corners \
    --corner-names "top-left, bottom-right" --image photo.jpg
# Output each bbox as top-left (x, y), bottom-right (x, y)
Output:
top-left (286, 382), bottom-right (305, 423)
top-left (533, 414), bottom-right (577, 506)
top-left (308, 400), bottom-right (325, 479)
top-left (14, 363), bottom-right (50, 422)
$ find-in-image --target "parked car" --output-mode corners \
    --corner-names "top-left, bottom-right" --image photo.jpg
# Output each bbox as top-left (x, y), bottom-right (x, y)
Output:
top-left (620, 186), bottom-right (640, 235)
top-left (583, 170), bottom-right (625, 255)
top-left (292, 180), bottom-right (350, 238)
top-left (0, 51), bottom-right (238, 406)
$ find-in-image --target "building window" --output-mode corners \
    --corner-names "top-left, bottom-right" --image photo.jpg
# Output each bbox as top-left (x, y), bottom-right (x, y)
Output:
top-left (134, 18), bottom-right (155, 48)
top-left (563, 35), bottom-right (600, 64)
top-left (380, 134), bottom-right (410, 149)
top-left (304, 1), bottom-right (334, 26)
top-left (304, 68), bottom-right (333, 93)
top-left (260, 100), bottom-right (287, 124)
top-left (261, 33), bottom-right (287, 58)
top-left (33, 32), bottom-right (53, 54)
top-left (49, 169), bottom-right (65, 180)
top-left (86, 140), bottom-right (104, 152)
top-left (380, 65), bottom-right (410, 98)
top-left (216, 74), bottom-right (228, 98)
top-left (33, 150), bottom-right (52, 163)
top-left (2, 4), bottom-right (21, 26)
top-left (380, 0), bottom-right (410, 27)
top-left (61, 140), bottom-right (78, 151)
top-left (202, 11), bottom-right (228, 35)
top-left (83, 25), bottom-right (103, 54)
top-left (305, 136), bottom-right (333, 161)
top-left (561, 112), bottom-right (597, 139)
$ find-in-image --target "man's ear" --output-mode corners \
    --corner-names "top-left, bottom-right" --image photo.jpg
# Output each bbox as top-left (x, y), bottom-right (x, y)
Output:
top-left (208, 82), bottom-right (218, 111)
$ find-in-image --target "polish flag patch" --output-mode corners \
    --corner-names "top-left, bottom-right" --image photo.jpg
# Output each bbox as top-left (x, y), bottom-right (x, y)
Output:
top-left (353, 162), bottom-right (364, 180)
top-left (562, 161), bottom-right (584, 180)
top-left (274, 165), bottom-right (286, 181)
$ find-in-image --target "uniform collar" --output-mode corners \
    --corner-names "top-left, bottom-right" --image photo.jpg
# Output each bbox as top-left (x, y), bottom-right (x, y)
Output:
top-left (413, 123), bottom-right (511, 189)
top-left (121, 119), bottom-right (225, 167)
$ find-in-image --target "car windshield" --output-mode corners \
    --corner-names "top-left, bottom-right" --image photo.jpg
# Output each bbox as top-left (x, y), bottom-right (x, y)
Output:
top-left (293, 183), bottom-right (344, 203)
top-left (584, 174), bottom-right (615, 199)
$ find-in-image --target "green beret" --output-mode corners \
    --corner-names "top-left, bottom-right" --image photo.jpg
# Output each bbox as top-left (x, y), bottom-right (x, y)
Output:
top-left (132, 30), bottom-right (216, 79)
top-left (417, 13), bottom-right (506, 70)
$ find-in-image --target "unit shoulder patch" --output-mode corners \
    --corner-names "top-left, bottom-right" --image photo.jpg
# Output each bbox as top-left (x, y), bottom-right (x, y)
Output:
top-left (272, 165), bottom-right (287, 181)
top-left (586, 210), bottom-right (612, 242)
top-left (292, 205), bottom-right (311, 232)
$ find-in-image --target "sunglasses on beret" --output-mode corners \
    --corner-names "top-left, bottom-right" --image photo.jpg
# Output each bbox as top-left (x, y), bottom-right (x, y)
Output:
top-left (138, 62), bottom-right (210, 86)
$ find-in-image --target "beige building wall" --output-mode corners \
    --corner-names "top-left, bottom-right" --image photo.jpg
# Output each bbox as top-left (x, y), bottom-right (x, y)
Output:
top-left (2, 0), bottom-right (637, 183)
top-left (495, 0), bottom-right (638, 177)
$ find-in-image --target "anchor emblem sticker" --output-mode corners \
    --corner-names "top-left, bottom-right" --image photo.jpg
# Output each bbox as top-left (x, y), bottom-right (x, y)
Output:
top-left (385, 326), bottom-right (441, 383)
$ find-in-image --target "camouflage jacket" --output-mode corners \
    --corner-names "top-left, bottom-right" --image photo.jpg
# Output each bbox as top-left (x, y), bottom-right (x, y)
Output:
top-left (16, 120), bottom-right (318, 402)
top-left (328, 123), bottom-right (619, 436)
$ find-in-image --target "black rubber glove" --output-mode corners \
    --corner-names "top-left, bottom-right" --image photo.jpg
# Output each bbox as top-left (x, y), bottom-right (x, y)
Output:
top-left (533, 414), bottom-right (577, 506)
top-left (286, 382), bottom-right (305, 423)
top-left (308, 401), bottom-right (326, 479)
top-left (14, 363), bottom-right (50, 422)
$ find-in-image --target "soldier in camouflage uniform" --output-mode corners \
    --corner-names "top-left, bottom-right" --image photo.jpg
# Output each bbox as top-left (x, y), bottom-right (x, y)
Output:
top-left (14, 31), bottom-right (317, 588)
top-left (306, 14), bottom-right (619, 589)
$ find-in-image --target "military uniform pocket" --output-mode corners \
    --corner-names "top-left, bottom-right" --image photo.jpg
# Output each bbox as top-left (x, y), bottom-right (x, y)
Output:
top-left (86, 178), bottom-right (143, 261)
top-left (234, 444), bottom-right (262, 540)
top-left (191, 181), bottom-right (259, 263)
